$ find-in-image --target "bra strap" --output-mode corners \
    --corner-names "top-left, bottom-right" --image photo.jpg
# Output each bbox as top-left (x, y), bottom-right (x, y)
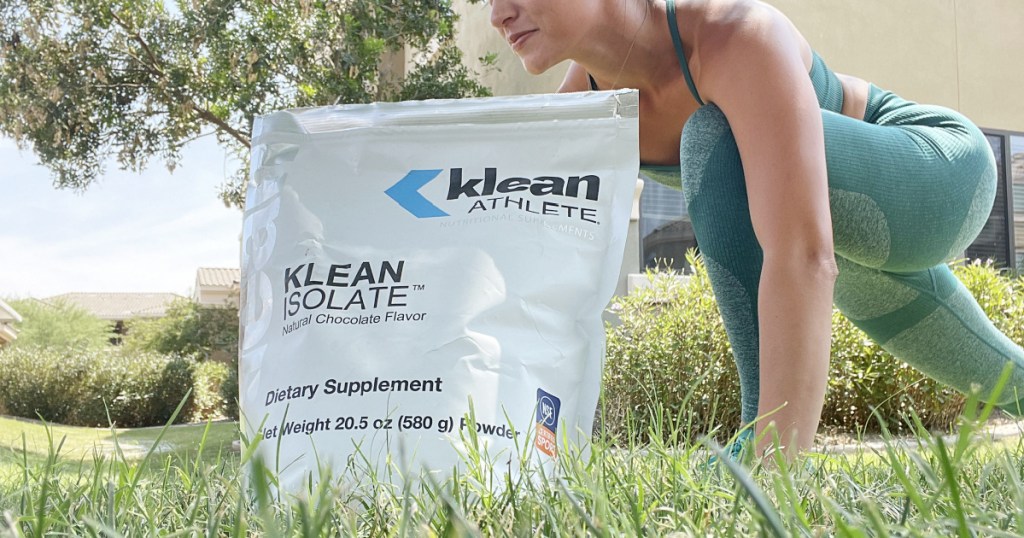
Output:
top-left (666, 1), bottom-right (705, 106)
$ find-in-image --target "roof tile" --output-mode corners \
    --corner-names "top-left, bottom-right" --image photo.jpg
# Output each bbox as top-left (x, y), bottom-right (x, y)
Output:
top-left (196, 268), bottom-right (241, 288)
top-left (43, 293), bottom-right (182, 321)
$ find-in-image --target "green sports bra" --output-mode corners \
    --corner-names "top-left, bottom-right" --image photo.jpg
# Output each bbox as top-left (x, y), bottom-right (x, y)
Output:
top-left (588, 1), bottom-right (846, 190)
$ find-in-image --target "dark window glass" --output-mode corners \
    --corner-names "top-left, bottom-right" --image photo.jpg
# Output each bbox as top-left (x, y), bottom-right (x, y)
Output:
top-left (639, 132), bottom-right (1021, 272)
top-left (638, 178), bottom-right (695, 271)
top-left (1012, 135), bottom-right (1023, 271)
top-left (966, 134), bottom-right (1011, 267)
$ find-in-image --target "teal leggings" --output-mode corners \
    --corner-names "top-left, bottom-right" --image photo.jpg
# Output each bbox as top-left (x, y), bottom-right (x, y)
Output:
top-left (679, 85), bottom-right (1024, 424)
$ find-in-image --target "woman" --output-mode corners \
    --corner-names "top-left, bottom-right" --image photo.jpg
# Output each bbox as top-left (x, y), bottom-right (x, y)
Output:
top-left (490, 0), bottom-right (1024, 457)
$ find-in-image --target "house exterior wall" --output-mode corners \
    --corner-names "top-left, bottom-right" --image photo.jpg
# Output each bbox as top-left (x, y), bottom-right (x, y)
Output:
top-left (454, 0), bottom-right (1024, 281)
top-left (0, 322), bottom-right (16, 346)
top-left (454, 0), bottom-right (1024, 132)
top-left (194, 268), bottom-right (241, 308)
top-left (0, 300), bottom-right (21, 347)
top-left (195, 288), bottom-right (238, 308)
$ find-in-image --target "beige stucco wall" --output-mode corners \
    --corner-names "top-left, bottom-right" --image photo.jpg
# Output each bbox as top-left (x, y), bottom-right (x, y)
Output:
top-left (454, 0), bottom-right (1024, 132)
top-left (195, 288), bottom-right (239, 308)
top-left (453, 1), bottom-right (569, 96)
top-left (770, 0), bottom-right (1024, 132)
top-left (954, 0), bottom-right (1024, 132)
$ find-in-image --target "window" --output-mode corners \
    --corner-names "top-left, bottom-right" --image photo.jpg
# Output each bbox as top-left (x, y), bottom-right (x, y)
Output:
top-left (1013, 135), bottom-right (1024, 271)
top-left (968, 130), bottom-right (1021, 273)
top-left (966, 134), bottom-right (1013, 268)
top-left (637, 176), bottom-right (695, 272)
top-left (637, 131), bottom-right (1023, 275)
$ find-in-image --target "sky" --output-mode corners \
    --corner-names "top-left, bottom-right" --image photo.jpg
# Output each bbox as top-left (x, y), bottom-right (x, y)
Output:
top-left (0, 136), bottom-right (243, 299)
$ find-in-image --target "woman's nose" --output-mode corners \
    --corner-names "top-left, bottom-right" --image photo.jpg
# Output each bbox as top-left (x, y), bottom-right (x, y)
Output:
top-left (489, 0), bottom-right (515, 31)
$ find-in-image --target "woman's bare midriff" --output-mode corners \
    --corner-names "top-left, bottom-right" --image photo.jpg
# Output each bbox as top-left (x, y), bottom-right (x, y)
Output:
top-left (797, 35), bottom-right (870, 122)
top-left (836, 73), bottom-right (871, 121)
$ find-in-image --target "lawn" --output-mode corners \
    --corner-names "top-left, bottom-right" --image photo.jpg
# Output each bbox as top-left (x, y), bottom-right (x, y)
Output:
top-left (0, 415), bottom-right (239, 479)
top-left (1, 407), bottom-right (1023, 537)
top-left (0, 416), bottom-right (239, 461)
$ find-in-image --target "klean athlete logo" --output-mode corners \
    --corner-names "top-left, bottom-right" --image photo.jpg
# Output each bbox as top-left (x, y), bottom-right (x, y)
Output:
top-left (535, 388), bottom-right (562, 458)
top-left (386, 168), bottom-right (602, 223)
top-left (446, 168), bottom-right (599, 201)
top-left (384, 169), bottom-right (448, 218)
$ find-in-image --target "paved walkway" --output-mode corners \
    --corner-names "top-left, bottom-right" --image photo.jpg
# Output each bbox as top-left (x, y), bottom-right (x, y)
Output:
top-left (92, 440), bottom-right (177, 458)
top-left (816, 418), bottom-right (1024, 455)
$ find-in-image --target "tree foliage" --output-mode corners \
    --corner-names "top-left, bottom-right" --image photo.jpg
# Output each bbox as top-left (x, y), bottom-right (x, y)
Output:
top-left (0, 0), bottom-right (491, 206)
top-left (4, 297), bottom-right (113, 349)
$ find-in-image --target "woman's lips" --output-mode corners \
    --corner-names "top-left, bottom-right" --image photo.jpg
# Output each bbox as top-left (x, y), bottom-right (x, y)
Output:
top-left (508, 30), bottom-right (537, 51)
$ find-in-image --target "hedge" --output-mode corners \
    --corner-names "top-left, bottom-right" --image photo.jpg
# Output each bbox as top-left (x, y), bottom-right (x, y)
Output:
top-left (602, 252), bottom-right (1024, 444)
top-left (0, 347), bottom-right (231, 427)
top-left (3, 255), bottom-right (1018, 438)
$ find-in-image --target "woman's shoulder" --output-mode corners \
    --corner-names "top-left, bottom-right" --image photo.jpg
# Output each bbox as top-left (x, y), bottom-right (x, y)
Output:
top-left (684, 0), bottom-right (812, 96)
top-left (687, 0), bottom-right (794, 51)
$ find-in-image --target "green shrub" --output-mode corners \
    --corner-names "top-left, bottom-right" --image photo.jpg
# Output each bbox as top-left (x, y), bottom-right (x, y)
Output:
top-left (602, 251), bottom-right (1024, 444)
top-left (190, 360), bottom-right (231, 422)
top-left (221, 360), bottom-right (239, 421)
top-left (4, 298), bottom-right (113, 350)
top-left (0, 346), bottom-right (199, 427)
top-left (123, 298), bottom-right (238, 361)
top-left (603, 252), bottom-right (740, 444)
top-left (0, 346), bottom-right (92, 422)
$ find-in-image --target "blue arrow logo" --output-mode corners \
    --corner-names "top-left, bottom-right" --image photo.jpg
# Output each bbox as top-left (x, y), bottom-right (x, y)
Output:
top-left (385, 169), bottom-right (449, 218)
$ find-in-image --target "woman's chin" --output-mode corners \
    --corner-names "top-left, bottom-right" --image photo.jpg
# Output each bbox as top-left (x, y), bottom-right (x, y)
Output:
top-left (519, 57), bottom-right (553, 76)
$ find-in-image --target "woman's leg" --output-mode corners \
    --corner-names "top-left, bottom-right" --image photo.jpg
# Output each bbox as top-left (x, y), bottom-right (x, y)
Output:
top-left (832, 257), bottom-right (1024, 413)
top-left (824, 89), bottom-right (1024, 412)
top-left (679, 96), bottom-right (1024, 426)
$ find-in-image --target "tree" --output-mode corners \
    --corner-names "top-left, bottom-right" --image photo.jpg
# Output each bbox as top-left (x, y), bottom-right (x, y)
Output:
top-left (4, 298), bottom-right (113, 349)
top-left (123, 297), bottom-right (238, 361)
top-left (0, 0), bottom-right (491, 207)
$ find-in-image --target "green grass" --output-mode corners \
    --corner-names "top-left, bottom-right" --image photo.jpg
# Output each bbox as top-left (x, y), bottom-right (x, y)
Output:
top-left (1, 398), bottom-right (1023, 537)
top-left (0, 415), bottom-right (238, 475)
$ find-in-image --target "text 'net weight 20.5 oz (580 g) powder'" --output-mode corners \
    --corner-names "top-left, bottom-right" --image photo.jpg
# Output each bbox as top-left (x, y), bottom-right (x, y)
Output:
top-left (241, 90), bottom-right (640, 491)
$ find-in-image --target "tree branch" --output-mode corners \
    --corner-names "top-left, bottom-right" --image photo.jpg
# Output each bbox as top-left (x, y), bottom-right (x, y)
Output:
top-left (191, 103), bottom-right (251, 147)
top-left (106, 8), bottom-right (250, 148)
top-left (107, 9), bottom-right (165, 78)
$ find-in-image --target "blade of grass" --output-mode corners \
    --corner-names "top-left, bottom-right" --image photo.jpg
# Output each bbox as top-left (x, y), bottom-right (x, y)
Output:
top-left (127, 389), bottom-right (192, 492)
top-left (705, 441), bottom-right (788, 538)
top-left (934, 436), bottom-right (976, 538)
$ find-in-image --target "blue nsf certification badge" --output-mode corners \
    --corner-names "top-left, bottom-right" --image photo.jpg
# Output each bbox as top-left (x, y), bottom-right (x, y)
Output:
top-left (535, 388), bottom-right (561, 457)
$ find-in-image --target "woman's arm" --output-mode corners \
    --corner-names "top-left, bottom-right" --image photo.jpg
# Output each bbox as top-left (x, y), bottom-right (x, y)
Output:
top-left (698, 6), bottom-right (838, 457)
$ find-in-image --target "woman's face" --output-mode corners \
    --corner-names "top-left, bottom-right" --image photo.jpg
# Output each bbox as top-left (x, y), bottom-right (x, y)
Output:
top-left (489, 0), bottom-right (586, 74)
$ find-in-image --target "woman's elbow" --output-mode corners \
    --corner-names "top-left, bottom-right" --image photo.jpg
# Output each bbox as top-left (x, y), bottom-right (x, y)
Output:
top-left (763, 242), bottom-right (839, 282)
top-left (811, 254), bottom-right (840, 283)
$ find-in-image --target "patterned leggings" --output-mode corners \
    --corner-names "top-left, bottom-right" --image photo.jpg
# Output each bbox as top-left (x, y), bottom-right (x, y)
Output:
top-left (679, 85), bottom-right (1024, 424)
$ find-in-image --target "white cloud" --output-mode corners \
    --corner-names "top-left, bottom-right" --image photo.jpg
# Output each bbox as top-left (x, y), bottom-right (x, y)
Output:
top-left (0, 137), bottom-right (243, 298)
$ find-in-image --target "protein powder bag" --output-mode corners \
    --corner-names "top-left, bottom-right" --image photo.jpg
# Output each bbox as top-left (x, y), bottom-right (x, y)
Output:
top-left (241, 90), bottom-right (639, 491)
